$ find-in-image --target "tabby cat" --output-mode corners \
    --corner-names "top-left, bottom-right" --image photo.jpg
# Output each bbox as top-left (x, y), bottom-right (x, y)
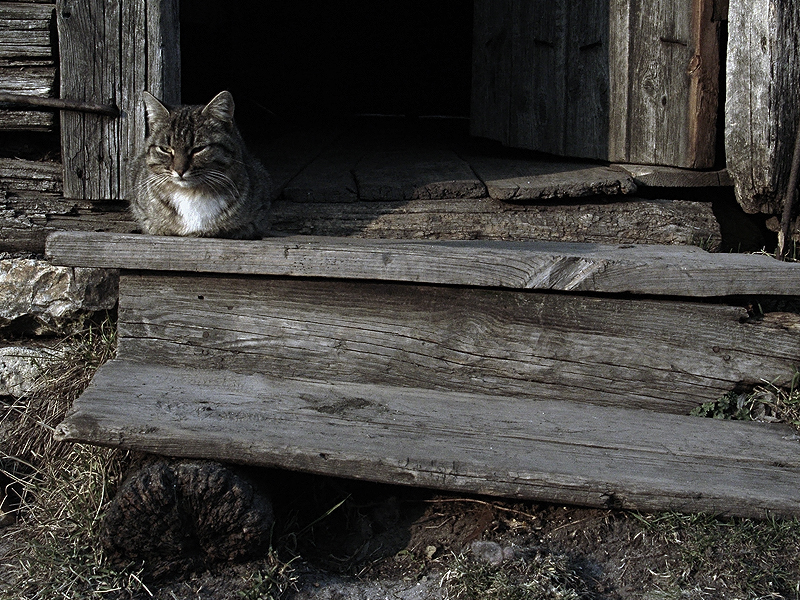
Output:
top-left (129, 91), bottom-right (272, 239)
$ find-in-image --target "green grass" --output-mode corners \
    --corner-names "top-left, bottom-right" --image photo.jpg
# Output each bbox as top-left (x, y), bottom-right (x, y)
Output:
top-left (690, 369), bottom-right (800, 431)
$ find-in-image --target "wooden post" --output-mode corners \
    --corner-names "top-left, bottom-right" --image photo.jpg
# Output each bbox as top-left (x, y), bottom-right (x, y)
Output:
top-left (57, 0), bottom-right (180, 200)
top-left (726, 0), bottom-right (800, 226)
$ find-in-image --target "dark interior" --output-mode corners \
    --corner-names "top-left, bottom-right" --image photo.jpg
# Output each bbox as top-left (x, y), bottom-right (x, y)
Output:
top-left (180, 1), bottom-right (474, 138)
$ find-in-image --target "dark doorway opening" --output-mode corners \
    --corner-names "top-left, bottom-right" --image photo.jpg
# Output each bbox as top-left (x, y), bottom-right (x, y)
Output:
top-left (180, 1), bottom-right (474, 138)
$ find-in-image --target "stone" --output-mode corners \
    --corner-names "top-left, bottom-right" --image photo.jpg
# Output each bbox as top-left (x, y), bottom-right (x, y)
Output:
top-left (0, 345), bottom-right (68, 398)
top-left (0, 258), bottom-right (118, 336)
top-left (469, 540), bottom-right (505, 566)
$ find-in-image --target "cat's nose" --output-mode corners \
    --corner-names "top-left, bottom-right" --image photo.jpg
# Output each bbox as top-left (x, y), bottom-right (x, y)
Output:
top-left (172, 154), bottom-right (190, 177)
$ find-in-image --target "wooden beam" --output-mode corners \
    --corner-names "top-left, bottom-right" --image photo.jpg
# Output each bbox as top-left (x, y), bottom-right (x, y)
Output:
top-left (46, 231), bottom-right (800, 296)
top-left (0, 92), bottom-right (119, 116)
top-left (55, 360), bottom-right (800, 519)
top-left (110, 272), bottom-right (799, 414)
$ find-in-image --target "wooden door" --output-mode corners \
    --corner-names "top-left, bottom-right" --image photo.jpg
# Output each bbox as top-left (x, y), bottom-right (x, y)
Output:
top-left (56, 0), bottom-right (180, 200)
top-left (471, 0), bottom-right (720, 169)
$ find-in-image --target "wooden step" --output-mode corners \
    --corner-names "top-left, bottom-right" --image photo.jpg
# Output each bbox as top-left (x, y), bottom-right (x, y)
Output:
top-left (47, 232), bottom-right (800, 518)
top-left (46, 231), bottom-right (800, 296)
top-left (56, 360), bottom-right (800, 519)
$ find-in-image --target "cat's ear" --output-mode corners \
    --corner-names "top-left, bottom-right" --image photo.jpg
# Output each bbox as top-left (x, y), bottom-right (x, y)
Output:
top-left (142, 91), bottom-right (170, 128)
top-left (202, 91), bottom-right (235, 124)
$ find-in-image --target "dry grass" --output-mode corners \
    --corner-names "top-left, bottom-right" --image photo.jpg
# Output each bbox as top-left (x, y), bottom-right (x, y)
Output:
top-left (632, 511), bottom-right (800, 599)
top-left (0, 315), bottom-right (149, 600)
top-left (440, 551), bottom-right (594, 600)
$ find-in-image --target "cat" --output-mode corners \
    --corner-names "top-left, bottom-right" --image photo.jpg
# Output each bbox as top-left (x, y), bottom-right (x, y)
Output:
top-left (129, 91), bottom-right (273, 239)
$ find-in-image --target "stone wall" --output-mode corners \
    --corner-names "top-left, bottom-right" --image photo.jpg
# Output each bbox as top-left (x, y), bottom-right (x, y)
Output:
top-left (0, 256), bottom-right (118, 397)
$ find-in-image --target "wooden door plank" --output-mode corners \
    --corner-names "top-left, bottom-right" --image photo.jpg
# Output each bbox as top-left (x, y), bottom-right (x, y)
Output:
top-left (507, 0), bottom-right (566, 154)
top-left (615, 0), bottom-right (718, 168)
top-left (55, 360), bottom-right (800, 519)
top-left (467, 156), bottom-right (635, 200)
top-left (564, 0), bottom-right (609, 158)
top-left (725, 0), bottom-right (800, 216)
top-left (57, 0), bottom-right (180, 200)
top-left (46, 231), bottom-right (800, 297)
top-left (470, 0), bottom-right (512, 144)
top-left (113, 273), bottom-right (799, 414)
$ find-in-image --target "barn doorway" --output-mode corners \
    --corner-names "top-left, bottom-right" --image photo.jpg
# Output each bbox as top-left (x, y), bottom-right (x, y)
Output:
top-left (180, 1), bottom-right (474, 139)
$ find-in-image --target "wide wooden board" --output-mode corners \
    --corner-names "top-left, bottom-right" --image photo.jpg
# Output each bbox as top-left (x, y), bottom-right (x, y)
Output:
top-left (55, 360), bottom-right (800, 519)
top-left (47, 231), bottom-right (800, 297)
top-left (57, 0), bottom-right (180, 199)
top-left (111, 272), bottom-right (799, 415)
top-left (468, 156), bottom-right (636, 200)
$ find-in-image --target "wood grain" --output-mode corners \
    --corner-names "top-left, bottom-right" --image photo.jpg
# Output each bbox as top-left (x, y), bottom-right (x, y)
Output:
top-left (46, 231), bottom-right (800, 296)
top-left (725, 0), bottom-right (800, 217)
top-left (57, 0), bottom-right (180, 200)
top-left (468, 157), bottom-right (635, 200)
top-left (55, 360), bottom-right (800, 519)
top-left (618, 164), bottom-right (732, 187)
top-left (0, 2), bottom-right (56, 131)
top-left (110, 272), bottom-right (799, 415)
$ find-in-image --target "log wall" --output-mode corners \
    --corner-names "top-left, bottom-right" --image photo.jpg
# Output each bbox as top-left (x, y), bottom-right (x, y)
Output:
top-left (0, 1), bottom-right (57, 132)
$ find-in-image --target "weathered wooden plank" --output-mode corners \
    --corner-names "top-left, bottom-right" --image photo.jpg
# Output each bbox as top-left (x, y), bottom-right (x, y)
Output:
top-left (0, 2), bottom-right (56, 131)
top-left (11, 192), bottom-right (721, 255)
top-left (0, 158), bottom-right (62, 195)
top-left (725, 0), bottom-right (800, 218)
top-left (470, 0), bottom-right (512, 144)
top-left (472, 0), bottom-right (718, 167)
top-left (687, 0), bottom-right (720, 169)
top-left (46, 231), bottom-right (800, 296)
top-left (565, 0), bottom-right (609, 159)
top-left (112, 273), bottom-right (799, 414)
top-left (55, 360), bottom-right (800, 519)
top-left (0, 110), bottom-right (53, 131)
top-left (0, 2), bottom-right (53, 60)
top-left (256, 124), bottom-right (356, 202)
top-left (272, 196), bottom-right (720, 247)
top-left (355, 149), bottom-right (486, 201)
top-left (468, 156), bottom-right (635, 200)
top-left (57, 0), bottom-right (180, 200)
top-left (617, 164), bottom-right (732, 187)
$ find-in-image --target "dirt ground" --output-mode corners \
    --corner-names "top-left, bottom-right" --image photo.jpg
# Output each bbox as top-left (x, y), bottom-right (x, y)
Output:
top-left (106, 467), bottom-right (798, 600)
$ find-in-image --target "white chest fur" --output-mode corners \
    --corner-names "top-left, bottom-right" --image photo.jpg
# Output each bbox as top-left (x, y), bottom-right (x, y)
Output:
top-left (170, 189), bottom-right (229, 235)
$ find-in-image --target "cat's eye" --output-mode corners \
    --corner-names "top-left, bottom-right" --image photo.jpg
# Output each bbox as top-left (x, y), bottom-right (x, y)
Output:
top-left (154, 145), bottom-right (173, 155)
top-left (191, 145), bottom-right (208, 155)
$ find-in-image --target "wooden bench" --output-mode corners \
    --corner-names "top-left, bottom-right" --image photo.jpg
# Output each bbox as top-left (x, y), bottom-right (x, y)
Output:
top-left (47, 232), bottom-right (800, 519)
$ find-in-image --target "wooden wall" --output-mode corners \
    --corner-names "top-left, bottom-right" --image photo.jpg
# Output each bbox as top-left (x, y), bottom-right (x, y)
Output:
top-left (0, 1), bottom-right (57, 132)
top-left (56, 0), bottom-right (180, 200)
top-left (472, 0), bottom-right (720, 169)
